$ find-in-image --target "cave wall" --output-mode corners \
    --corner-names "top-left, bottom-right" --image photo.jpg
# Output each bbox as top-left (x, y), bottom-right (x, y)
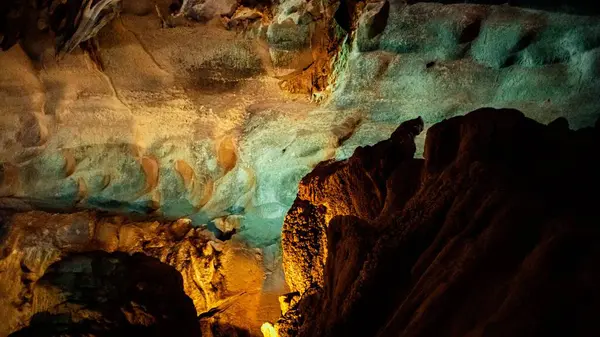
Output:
top-left (333, 0), bottom-right (600, 159)
top-left (0, 210), bottom-right (282, 336)
top-left (8, 251), bottom-right (201, 337)
top-left (0, 0), bottom-right (343, 248)
top-left (1, 1), bottom-right (600, 335)
top-left (1, 0), bottom-right (599, 250)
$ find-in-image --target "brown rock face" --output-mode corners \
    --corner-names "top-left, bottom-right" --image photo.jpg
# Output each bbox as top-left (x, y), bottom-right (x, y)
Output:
top-left (277, 108), bottom-right (600, 337)
top-left (282, 116), bottom-right (423, 294)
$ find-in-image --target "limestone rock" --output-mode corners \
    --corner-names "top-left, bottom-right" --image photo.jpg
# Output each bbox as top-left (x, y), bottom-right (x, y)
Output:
top-left (278, 292), bottom-right (300, 315)
top-left (356, 0), bottom-right (390, 51)
top-left (1, 1), bottom-right (600, 252)
top-left (267, 0), bottom-right (339, 93)
top-left (282, 116), bottom-right (423, 293)
top-left (227, 6), bottom-right (264, 29)
top-left (0, 0), bottom-right (122, 53)
top-left (275, 108), bottom-right (600, 337)
top-left (1, 2), bottom-right (600, 336)
top-left (407, 0), bottom-right (600, 15)
top-left (122, 0), bottom-right (154, 16)
top-left (0, 211), bottom-right (278, 336)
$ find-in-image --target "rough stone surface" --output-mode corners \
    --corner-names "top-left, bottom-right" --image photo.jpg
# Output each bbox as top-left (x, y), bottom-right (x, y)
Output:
top-left (408, 0), bottom-right (600, 15)
top-left (8, 251), bottom-right (201, 337)
top-left (282, 116), bottom-right (423, 293)
top-left (274, 108), bottom-right (600, 337)
top-left (334, 1), bottom-right (600, 160)
top-left (1, 0), bottom-right (599, 249)
top-left (2, 2), bottom-right (600, 335)
top-left (178, 0), bottom-right (238, 22)
top-left (0, 211), bottom-right (283, 336)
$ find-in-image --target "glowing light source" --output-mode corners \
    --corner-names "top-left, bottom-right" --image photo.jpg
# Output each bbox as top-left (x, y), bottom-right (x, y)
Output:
top-left (261, 322), bottom-right (278, 337)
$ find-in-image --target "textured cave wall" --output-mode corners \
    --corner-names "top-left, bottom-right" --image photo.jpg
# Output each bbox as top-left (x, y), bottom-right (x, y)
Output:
top-left (282, 116), bottom-right (423, 293)
top-left (274, 108), bottom-right (600, 337)
top-left (1, 0), bottom-right (600, 251)
top-left (1, 1), bottom-right (600, 336)
top-left (333, 0), bottom-right (600, 159)
top-left (0, 211), bottom-right (282, 336)
top-left (0, 0), bottom-right (344, 249)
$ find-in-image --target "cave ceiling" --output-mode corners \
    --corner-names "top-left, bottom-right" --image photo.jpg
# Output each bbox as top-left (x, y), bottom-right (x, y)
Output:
top-left (1, 0), bottom-right (598, 245)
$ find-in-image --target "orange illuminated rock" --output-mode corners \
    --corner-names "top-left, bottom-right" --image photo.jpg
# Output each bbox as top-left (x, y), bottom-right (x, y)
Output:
top-left (282, 116), bottom-right (423, 294)
top-left (140, 156), bottom-right (160, 195)
top-left (0, 210), bottom-right (277, 336)
top-left (175, 159), bottom-right (195, 189)
top-left (63, 149), bottom-right (76, 177)
top-left (217, 136), bottom-right (238, 174)
top-left (197, 178), bottom-right (215, 209)
top-left (76, 177), bottom-right (87, 201)
top-left (0, 163), bottom-right (20, 197)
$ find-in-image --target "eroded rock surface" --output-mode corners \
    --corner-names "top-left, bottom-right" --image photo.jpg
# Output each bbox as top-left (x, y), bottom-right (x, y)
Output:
top-left (2, 1), bottom-right (600, 335)
top-left (334, 1), bottom-right (600, 160)
top-left (9, 251), bottom-right (200, 337)
top-left (1, 1), bottom-right (599, 249)
top-left (0, 211), bottom-right (283, 336)
top-left (274, 108), bottom-right (600, 337)
top-left (282, 115), bottom-right (423, 293)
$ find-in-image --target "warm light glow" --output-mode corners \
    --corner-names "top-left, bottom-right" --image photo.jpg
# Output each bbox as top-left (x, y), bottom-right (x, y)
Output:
top-left (261, 322), bottom-right (278, 337)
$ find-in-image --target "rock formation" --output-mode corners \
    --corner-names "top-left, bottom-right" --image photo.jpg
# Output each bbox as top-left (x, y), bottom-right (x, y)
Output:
top-left (8, 251), bottom-right (201, 337)
top-left (273, 108), bottom-right (600, 337)
top-left (0, 0), bottom-right (122, 53)
top-left (0, 211), bottom-right (282, 336)
top-left (1, 0), bottom-right (600, 336)
top-left (2, 0), bottom-right (600, 249)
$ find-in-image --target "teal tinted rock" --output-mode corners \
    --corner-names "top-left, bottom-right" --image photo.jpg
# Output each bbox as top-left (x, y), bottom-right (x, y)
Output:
top-left (471, 23), bottom-right (525, 68)
top-left (267, 19), bottom-right (311, 51)
top-left (238, 213), bottom-right (284, 247)
top-left (1, 1), bottom-right (600, 252)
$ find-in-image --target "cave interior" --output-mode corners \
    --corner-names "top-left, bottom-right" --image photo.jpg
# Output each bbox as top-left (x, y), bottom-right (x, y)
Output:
top-left (0, 0), bottom-right (599, 336)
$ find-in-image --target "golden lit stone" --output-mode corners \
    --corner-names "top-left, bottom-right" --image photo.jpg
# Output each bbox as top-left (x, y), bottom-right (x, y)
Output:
top-left (261, 322), bottom-right (278, 337)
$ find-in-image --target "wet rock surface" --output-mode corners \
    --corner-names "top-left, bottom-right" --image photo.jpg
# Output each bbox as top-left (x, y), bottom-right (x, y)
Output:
top-left (275, 108), bottom-right (600, 337)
